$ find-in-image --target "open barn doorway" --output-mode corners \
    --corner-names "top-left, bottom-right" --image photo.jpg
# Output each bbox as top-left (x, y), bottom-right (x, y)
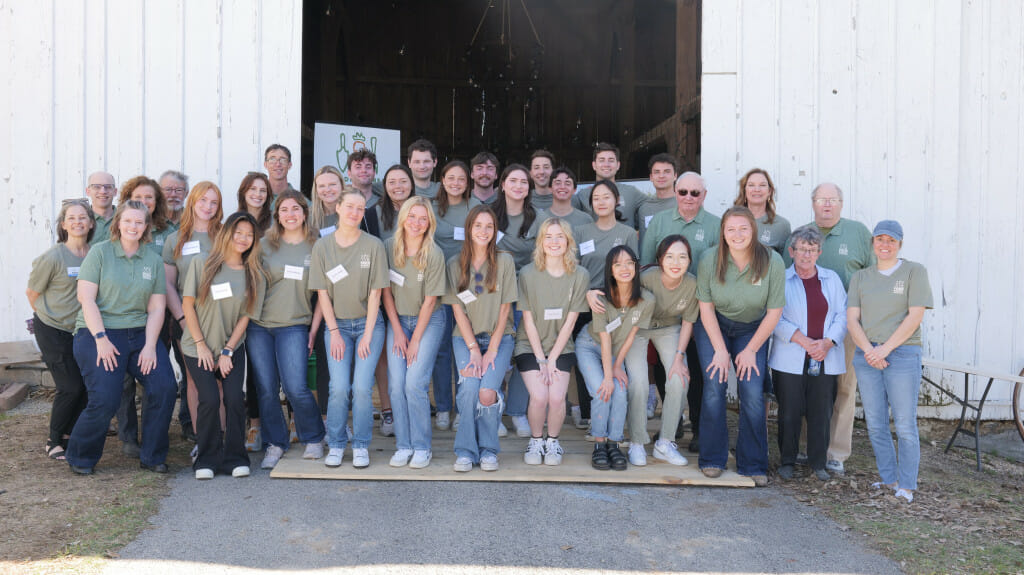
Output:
top-left (300, 0), bottom-right (700, 191)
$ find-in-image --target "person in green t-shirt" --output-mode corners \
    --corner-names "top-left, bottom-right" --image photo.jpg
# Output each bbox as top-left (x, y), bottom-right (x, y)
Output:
top-left (571, 143), bottom-right (645, 227)
top-left (515, 217), bottom-right (591, 466)
top-left (407, 139), bottom-right (439, 199)
top-left (574, 180), bottom-right (639, 290)
top-left (310, 189), bottom-right (389, 470)
top-left (640, 171), bottom-right (721, 267)
top-left (237, 172), bottom-right (273, 231)
top-left (732, 168), bottom-right (791, 254)
top-left (181, 212), bottom-right (267, 480)
top-left (443, 205), bottom-right (517, 473)
top-left (66, 201), bottom-right (177, 476)
top-left (27, 199), bottom-right (95, 460)
top-left (376, 164), bottom-right (415, 242)
top-left (381, 198), bottom-right (448, 469)
top-left (529, 150), bottom-right (555, 211)
top-left (694, 207), bottom-right (785, 485)
top-left (529, 166), bottom-right (594, 232)
top-left (308, 166), bottom-right (344, 238)
top-left (847, 220), bottom-right (932, 503)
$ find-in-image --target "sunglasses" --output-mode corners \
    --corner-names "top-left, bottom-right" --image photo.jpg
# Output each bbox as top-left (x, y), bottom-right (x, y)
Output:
top-left (474, 272), bottom-right (484, 295)
top-left (677, 189), bottom-right (702, 198)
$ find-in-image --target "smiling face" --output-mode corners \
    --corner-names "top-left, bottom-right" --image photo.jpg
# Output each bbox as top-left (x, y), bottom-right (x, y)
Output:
top-left (408, 150), bottom-right (436, 182)
top-left (277, 198), bottom-right (305, 232)
top-left (443, 166), bottom-right (469, 198)
top-left (130, 185), bottom-right (158, 215)
top-left (264, 150), bottom-right (291, 181)
top-left (590, 183), bottom-right (618, 218)
top-left (385, 169), bottom-right (413, 203)
top-left (118, 207), bottom-right (148, 243)
top-left (789, 240), bottom-right (821, 275)
top-left (316, 172), bottom-right (343, 206)
top-left (245, 179), bottom-right (269, 210)
top-left (530, 157), bottom-right (553, 189)
top-left (541, 222), bottom-right (568, 259)
top-left (336, 192), bottom-right (367, 228)
top-left (86, 173), bottom-right (116, 211)
top-left (231, 220), bottom-right (255, 255)
top-left (402, 204), bottom-right (430, 240)
top-left (611, 250), bottom-right (636, 284)
top-left (471, 160), bottom-right (497, 189)
top-left (592, 151), bottom-right (620, 180)
top-left (744, 172), bottom-right (771, 207)
top-left (675, 173), bottom-right (706, 217)
top-left (659, 241), bottom-right (691, 280)
top-left (872, 234), bottom-right (901, 263)
top-left (469, 211), bottom-right (495, 248)
top-left (501, 169), bottom-right (530, 202)
top-left (349, 159), bottom-right (376, 189)
top-left (62, 204), bottom-right (94, 239)
top-left (194, 189), bottom-right (220, 222)
top-left (649, 161), bottom-right (677, 194)
top-left (160, 175), bottom-right (187, 211)
top-left (723, 214), bottom-right (754, 253)
top-left (551, 172), bottom-right (576, 201)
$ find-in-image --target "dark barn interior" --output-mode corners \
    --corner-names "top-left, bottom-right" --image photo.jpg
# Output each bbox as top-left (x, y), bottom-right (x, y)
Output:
top-left (301, 0), bottom-right (700, 190)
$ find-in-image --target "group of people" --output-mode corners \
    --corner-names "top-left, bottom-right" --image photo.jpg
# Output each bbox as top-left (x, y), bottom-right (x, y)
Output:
top-left (27, 139), bottom-right (932, 501)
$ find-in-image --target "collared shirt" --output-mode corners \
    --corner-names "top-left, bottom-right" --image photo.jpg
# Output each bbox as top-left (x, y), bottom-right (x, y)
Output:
top-left (637, 195), bottom-right (676, 247)
top-left (784, 218), bottom-right (874, 290)
top-left (90, 212), bottom-right (114, 245)
top-left (768, 265), bottom-right (848, 375)
top-left (641, 207), bottom-right (721, 266)
top-left (75, 239), bottom-right (166, 332)
top-left (696, 248), bottom-right (786, 323)
top-left (149, 222), bottom-right (179, 256)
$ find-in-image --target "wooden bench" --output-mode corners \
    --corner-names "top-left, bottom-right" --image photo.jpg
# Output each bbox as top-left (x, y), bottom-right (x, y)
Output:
top-left (920, 359), bottom-right (1024, 471)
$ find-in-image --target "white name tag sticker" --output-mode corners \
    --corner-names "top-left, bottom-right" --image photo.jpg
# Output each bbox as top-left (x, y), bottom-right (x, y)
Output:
top-left (544, 308), bottom-right (563, 321)
top-left (211, 282), bottom-right (233, 300)
top-left (182, 241), bottom-right (201, 256)
top-left (326, 264), bottom-right (349, 284)
top-left (579, 240), bottom-right (596, 255)
top-left (453, 227), bottom-right (465, 241)
top-left (605, 316), bottom-right (623, 333)
top-left (67, 267), bottom-right (80, 277)
top-left (319, 225), bottom-right (337, 238)
top-left (456, 290), bottom-right (478, 304)
top-left (389, 269), bottom-right (405, 287)
top-left (496, 231), bottom-right (506, 244)
top-left (644, 215), bottom-right (654, 229)
top-left (283, 265), bottom-right (304, 280)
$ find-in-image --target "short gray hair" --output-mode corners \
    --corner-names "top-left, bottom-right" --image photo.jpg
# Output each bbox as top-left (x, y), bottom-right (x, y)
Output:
top-left (676, 171), bottom-right (706, 190)
top-left (159, 170), bottom-right (189, 187)
top-left (789, 224), bottom-right (824, 248)
top-left (811, 182), bottom-right (843, 201)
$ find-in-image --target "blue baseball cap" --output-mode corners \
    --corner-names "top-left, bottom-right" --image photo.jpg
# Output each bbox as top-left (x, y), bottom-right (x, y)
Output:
top-left (872, 220), bottom-right (904, 241)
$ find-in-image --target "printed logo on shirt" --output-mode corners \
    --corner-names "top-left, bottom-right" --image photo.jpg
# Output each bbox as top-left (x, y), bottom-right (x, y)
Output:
top-left (612, 238), bottom-right (624, 248)
top-left (893, 280), bottom-right (906, 295)
top-left (304, 254), bottom-right (312, 267)
top-left (838, 243), bottom-right (849, 256)
top-left (360, 254), bottom-right (371, 269)
top-left (631, 309), bottom-right (642, 324)
top-left (760, 230), bottom-right (771, 243)
top-left (155, 237), bottom-right (165, 246)
top-left (753, 278), bottom-right (763, 287)
top-left (142, 266), bottom-right (153, 281)
top-left (675, 298), bottom-right (688, 310)
top-left (695, 228), bottom-right (705, 242)
top-left (417, 271), bottom-right (424, 282)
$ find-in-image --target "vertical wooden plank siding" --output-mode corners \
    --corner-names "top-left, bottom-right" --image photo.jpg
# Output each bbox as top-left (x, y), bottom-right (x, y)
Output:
top-left (259, 0), bottom-right (304, 184)
top-left (144, 1), bottom-right (186, 178)
top-left (53, 2), bottom-right (87, 203)
top-left (104, 0), bottom-right (145, 182)
top-left (221, 0), bottom-right (261, 214)
top-left (738, 0), bottom-right (779, 181)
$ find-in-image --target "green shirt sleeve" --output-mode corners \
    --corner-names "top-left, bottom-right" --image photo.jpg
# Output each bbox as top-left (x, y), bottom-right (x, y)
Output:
top-left (907, 262), bottom-right (933, 309)
top-left (27, 249), bottom-right (59, 293)
top-left (695, 250), bottom-right (714, 303)
top-left (766, 251), bottom-right (786, 309)
top-left (78, 244), bottom-right (104, 285)
top-left (182, 256), bottom-right (204, 299)
top-left (499, 254), bottom-right (518, 305)
top-left (570, 269), bottom-right (591, 313)
top-left (424, 247), bottom-right (447, 298)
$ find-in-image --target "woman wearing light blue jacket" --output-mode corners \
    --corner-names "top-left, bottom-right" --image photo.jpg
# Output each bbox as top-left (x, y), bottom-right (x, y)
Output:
top-left (768, 225), bottom-right (847, 481)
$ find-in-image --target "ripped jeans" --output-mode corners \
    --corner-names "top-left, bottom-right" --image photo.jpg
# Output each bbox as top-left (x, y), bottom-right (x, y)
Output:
top-left (452, 333), bottom-right (514, 462)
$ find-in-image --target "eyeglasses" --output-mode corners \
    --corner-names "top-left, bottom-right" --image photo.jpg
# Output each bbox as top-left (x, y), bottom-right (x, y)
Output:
top-left (473, 272), bottom-right (484, 295)
top-left (88, 184), bottom-right (115, 192)
top-left (813, 198), bottom-right (841, 206)
top-left (792, 248), bottom-right (819, 256)
top-left (266, 157), bottom-right (290, 165)
top-left (677, 189), bottom-right (702, 198)
top-left (612, 260), bottom-right (636, 269)
top-left (163, 187), bottom-right (186, 195)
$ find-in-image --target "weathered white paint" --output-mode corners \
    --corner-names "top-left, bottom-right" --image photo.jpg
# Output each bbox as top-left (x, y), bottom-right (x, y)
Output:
top-left (0, 0), bottom-right (303, 344)
top-left (702, 0), bottom-right (1024, 418)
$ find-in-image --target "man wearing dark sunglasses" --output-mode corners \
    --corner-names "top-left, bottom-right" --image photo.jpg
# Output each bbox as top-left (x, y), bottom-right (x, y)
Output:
top-left (640, 171), bottom-right (720, 267)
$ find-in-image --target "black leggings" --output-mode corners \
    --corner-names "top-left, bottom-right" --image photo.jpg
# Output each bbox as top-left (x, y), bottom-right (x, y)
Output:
top-left (33, 315), bottom-right (87, 446)
top-left (183, 347), bottom-right (250, 473)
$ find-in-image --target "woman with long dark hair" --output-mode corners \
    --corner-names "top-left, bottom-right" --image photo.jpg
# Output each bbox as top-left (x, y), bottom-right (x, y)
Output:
top-left (237, 172), bottom-right (273, 231)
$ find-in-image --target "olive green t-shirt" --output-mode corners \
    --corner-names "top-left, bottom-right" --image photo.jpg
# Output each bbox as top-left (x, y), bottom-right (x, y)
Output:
top-left (572, 182), bottom-right (645, 228)
top-left (309, 232), bottom-right (389, 320)
top-left (384, 237), bottom-right (448, 317)
top-left (443, 252), bottom-right (518, 337)
top-left (28, 244), bottom-right (86, 332)
top-left (784, 218), bottom-right (874, 290)
top-left (756, 213), bottom-right (792, 254)
top-left (530, 191), bottom-right (553, 211)
top-left (75, 239), bottom-right (166, 332)
top-left (257, 237), bottom-right (315, 328)
top-left (529, 208), bottom-right (594, 236)
top-left (180, 256), bottom-right (264, 357)
top-left (641, 207), bottom-right (721, 266)
top-left (586, 290), bottom-right (656, 356)
top-left (637, 195), bottom-right (676, 247)
top-left (89, 213), bottom-right (114, 245)
top-left (432, 198), bottom-right (479, 261)
top-left (696, 249), bottom-right (786, 323)
top-left (640, 267), bottom-right (700, 330)
top-left (573, 222), bottom-right (639, 289)
top-left (847, 260), bottom-right (933, 346)
top-left (415, 182), bottom-right (440, 200)
top-left (497, 211), bottom-right (537, 271)
top-left (162, 230), bottom-right (213, 291)
top-left (514, 264), bottom-right (591, 357)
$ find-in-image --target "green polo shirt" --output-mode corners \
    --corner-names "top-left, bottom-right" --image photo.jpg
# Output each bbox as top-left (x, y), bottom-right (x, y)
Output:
top-left (497, 211), bottom-right (537, 271)
top-left (257, 236), bottom-right (315, 328)
top-left (75, 239), bottom-right (166, 332)
top-left (514, 263), bottom-right (591, 357)
top-left (784, 218), bottom-right (874, 290)
top-left (641, 207), bottom-right (720, 266)
top-left (529, 208), bottom-right (594, 236)
top-left (384, 237), bottom-right (447, 317)
top-left (637, 195), bottom-right (676, 247)
top-left (587, 290), bottom-right (656, 356)
top-left (443, 252), bottom-right (518, 336)
top-left (28, 244), bottom-right (86, 332)
top-left (309, 231), bottom-right (389, 320)
top-left (756, 213), bottom-right (792, 254)
top-left (640, 268), bottom-right (699, 330)
top-left (162, 230), bottom-right (213, 291)
top-left (432, 198), bottom-right (479, 261)
top-left (90, 212), bottom-right (114, 245)
top-left (572, 182), bottom-right (645, 229)
top-left (180, 256), bottom-right (263, 357)
top-left (148, 222), bottom-right (179, 257)
top-left (847, 260), bottom-right (933, 346)
top-left (573, 222), bottom-right (639, 290)
top-left (414, 182), bottom-right (440, 200)
top-left (696, 249), bottom-right (786, 323)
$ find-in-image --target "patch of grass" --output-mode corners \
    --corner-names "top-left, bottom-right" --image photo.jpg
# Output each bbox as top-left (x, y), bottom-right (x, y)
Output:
top-left (59, 471), bottom-right (164, 557)
top-left (854, 518), bottom-right (1024, 574)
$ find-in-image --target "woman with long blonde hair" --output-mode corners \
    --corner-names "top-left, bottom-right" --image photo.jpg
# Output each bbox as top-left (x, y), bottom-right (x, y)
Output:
top-left (733, 168), bottom-right (791, 254)
top-left (308, 166), bottom-right (344, 236)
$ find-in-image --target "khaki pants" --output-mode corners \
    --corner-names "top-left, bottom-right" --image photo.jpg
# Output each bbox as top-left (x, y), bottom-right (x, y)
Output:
top-left (624, 327), bottom-right (686, 445)
top-left (827, 334), bottom-right (857, 462)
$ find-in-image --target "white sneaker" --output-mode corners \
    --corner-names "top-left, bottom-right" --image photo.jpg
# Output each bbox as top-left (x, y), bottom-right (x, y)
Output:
top-left (195, 468), bottom-right (214, 480)
top-left (653, 439), bottom-right (688, 466)
top-left (260, 445), bottom-right (284, 469)
top-left (324, 447), bottom-right (344, 467)
top-left (524, 437), bottom-right (545, 465)
top-left (571, 405), bottom-right (584, 428)
top-left (543, 437), bottom-right (563, 466)
top-left (497, 421), bottom-right (508, 437)
top-left (231, 465), bottom-right (250, 478)
top-left (436, 411), bottom-right (450, 431)
top-left (512, 415), bottom-right (531, 438)
top-left (453, 455), bottom-right (473, 472)
top-left (895, 488), bottom-right (914, 503)
top-left (646, 384), bottom-right (658, 418)
top-left (480, 453), bottom-right (499, 471)
top-left (409, 450), bottom-right (432, 469)
top-left (352, 448), bottom-right (370, 468)
top-left (825, 459), bottom-right (845, 475)
top-left (389, 449), bottom-right (414, 467)
top-left (302, 442), bottom-right (324, 460)
top-left (628, 443), bottom-right (648, 466)
top-left (452, 413), bottom-right (460, 431)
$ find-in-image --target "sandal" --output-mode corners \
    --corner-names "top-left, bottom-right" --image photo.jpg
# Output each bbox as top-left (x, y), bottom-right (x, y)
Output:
top-left (45, 440), bottom-right (66, 461)
top-left (591, 443), bottom-right (610, 470)
top-left (606, 442), bottom-right (628, 471)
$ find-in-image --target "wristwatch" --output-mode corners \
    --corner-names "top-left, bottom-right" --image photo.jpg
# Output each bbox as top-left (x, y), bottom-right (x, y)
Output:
top-left (94, 331), bottom-right (106, 340)
top-left (221, 348), bottom-right (233, 358)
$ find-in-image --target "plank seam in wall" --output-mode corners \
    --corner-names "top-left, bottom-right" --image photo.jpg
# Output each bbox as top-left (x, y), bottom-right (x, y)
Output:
top-left (141, 0), bottom-right (147, 171)
top-left (811, 0), bottom-right (820, 187)
top-left (256, 1), bottom-right (263, 154)
top-left (774, 0), bottom-right (781, 182)
top-left (1016, 0), bottom-right (1024, 370)
top-left (180, 0), bottom-right (187, 171)
top-left (49, 0), bottom-right (56, 229)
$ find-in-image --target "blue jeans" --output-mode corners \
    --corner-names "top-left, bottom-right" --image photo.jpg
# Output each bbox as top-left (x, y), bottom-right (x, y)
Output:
top-left (67, 328), bottom-right (177, 468)
top-left (324, 316), bottom-right (386, 449)
top-left (430, 305), bottom-right (455, 413)
top-left (575, 328), bottom-right (629, 442)
top-left (388, 309), bottom-right (446, 451)
top-left (854, 344), bottom-right (922, 490)
top-left (503, 307), bottom-right (528, 417)
top-left (246, 323), bottom-right (325, 450)
top-left (694, 313), bottom-right (769, 475)
top-left (452, 333), bottom-right (514, 461)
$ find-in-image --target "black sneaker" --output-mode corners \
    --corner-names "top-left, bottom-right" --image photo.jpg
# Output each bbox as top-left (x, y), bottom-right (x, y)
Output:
top-left (591, 442), bottom-right (610, 470)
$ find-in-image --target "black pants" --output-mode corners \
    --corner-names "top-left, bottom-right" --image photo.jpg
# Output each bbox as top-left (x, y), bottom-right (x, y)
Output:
top-left (245, 354), bottom-right (260, 419)
top-left (313, 321), bottom-right (330, 416)
top-left (184, 347), bottom-right (250, 473)
top-left (685, 338), bottom-right (703, 438)
top-left (33, 315), bottom-right (87, 446)
top-left (773, 365), bottom-right (836, 470)
top-left (157, 313), bottom-right (190, 428)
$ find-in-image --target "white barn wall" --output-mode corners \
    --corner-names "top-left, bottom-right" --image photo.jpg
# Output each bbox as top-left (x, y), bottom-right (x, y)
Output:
top-left (0, 0), bottom-right (303, 344)
top-left (702, 0), bottom-right (1024, 418)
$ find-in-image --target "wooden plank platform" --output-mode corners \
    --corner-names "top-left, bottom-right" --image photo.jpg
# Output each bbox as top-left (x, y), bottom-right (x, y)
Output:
top-left (271, 419), bottom-right (753, 487)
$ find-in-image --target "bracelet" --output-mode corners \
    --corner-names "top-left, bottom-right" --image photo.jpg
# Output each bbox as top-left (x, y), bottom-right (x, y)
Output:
top-left (195, 338), bottom-right (205, 345)
top-left (676, 349), bottom-right (686, 355)
top-left (329, 327), bottom-right (339, 332)
top-left (467, 341), bottom-right (478, 350)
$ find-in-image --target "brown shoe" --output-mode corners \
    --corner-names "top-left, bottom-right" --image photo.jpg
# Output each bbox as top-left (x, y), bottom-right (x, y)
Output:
top-left (750, 474), bottom-right (768, 487)
top-left (701, 467), bottom-right (723, 478)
